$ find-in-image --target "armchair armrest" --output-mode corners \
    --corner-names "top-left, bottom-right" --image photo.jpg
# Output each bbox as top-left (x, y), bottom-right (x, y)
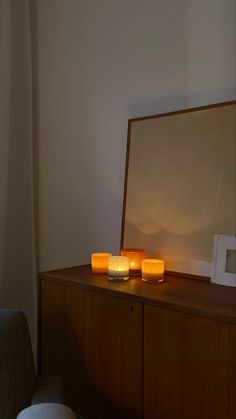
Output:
top-left (16, 403), bottom-right (77, 419)
top-left (31, 376), bottom-right (64, 405)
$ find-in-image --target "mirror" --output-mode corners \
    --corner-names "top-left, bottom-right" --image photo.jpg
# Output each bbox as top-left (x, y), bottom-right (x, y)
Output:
top-left (121, 101), bottom-right (236, 277)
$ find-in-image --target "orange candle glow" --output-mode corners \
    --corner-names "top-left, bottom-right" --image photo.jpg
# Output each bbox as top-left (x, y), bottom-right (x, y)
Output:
top-left (142, 259), bottom-right (165, 283)
top-left (120, 248), bottom-right (145, 275)
top-left (91, 253), bottom-right (112, 274)
top-left (108, 256), bottom-right (129, 281)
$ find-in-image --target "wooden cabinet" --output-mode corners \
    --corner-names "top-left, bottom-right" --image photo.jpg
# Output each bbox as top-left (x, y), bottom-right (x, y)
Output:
top-left (144, 306), bottom-right (236, 419)
top-left (40, 279), bottom-right (142, 419)
top-left (39, 265), bottom-right (236, 419)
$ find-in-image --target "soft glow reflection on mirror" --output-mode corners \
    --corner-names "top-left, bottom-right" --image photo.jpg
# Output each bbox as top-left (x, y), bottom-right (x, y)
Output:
top-left (122, 103), bottom-right (236, 276)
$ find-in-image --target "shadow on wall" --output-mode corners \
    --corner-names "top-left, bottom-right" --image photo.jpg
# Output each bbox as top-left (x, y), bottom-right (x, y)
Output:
top-left (128, 87), bottom-right (236, 120)
top-left (0, 0), bottom-right (37, 353)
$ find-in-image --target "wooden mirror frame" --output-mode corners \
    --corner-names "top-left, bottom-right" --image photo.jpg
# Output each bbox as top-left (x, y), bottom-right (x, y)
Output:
top-left (120, 100), bottom-right (236, 278)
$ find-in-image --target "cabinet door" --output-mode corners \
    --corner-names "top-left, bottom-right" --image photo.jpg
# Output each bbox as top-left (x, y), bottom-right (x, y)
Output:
top-left (40, 279), bottom-right (142, 419)
top-left (144, 305), bottom-right (236, 419)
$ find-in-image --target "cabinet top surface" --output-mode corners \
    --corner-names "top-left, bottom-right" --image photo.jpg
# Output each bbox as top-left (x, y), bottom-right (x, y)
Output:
top-left (40, 265), bottom-right (236, 324)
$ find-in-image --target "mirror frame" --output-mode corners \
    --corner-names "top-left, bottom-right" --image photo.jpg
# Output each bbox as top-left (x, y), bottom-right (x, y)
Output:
top-left (120, 100), bottom-right (236, 279)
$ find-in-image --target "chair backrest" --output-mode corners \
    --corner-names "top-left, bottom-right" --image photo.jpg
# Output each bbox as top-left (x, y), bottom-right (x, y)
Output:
top-left (0, 309), bottom-right (36, 419)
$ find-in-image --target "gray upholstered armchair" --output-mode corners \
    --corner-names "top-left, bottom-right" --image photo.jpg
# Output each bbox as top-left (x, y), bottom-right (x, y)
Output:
top-left (0, 309), bottom-right (76, 419)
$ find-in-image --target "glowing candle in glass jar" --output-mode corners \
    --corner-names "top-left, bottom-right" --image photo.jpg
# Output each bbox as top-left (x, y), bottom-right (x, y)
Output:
top-left (142, 259), bottom-right (165, 283)
top-left (108, 256), bottom-right (129, 281)
top-left (120, 248), bottom-right (145, 276)
top-left (91, 253), bottom-right (112, 274)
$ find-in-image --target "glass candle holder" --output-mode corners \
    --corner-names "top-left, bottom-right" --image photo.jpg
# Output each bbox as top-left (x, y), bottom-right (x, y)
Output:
top-left (91, 253), bottom-right (112, 274)
top-left (142, 259), bottom-right (164, 283)
top-left (108, 256), bottom-right (129, 281)
top-left (120, 248), bottom-right (145, 276)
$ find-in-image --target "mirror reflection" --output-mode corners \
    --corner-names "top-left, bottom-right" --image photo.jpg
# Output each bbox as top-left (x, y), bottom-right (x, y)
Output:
top-left (121, 102), bottom-right (236, 277)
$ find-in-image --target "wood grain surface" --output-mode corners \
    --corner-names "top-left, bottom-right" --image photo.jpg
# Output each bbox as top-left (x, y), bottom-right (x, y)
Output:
top-left (40, 265), bottom-right (236, 325)
top-left (40, 279), bottom-right (142, 419)
top-left (144, 305), bottom-right (236, 419)
top-left (39, 264), bottom-right (236, 418)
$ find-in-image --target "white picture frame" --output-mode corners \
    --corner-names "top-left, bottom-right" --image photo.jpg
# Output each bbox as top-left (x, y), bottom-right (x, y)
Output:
top-left (211, 234), bottom-right (236, 287)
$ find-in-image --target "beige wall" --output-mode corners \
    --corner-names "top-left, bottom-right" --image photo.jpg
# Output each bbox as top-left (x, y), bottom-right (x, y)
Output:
top-left (33, 0), bottom-right (236, 271)
top-left (0, 0), bottom-right (37, 352)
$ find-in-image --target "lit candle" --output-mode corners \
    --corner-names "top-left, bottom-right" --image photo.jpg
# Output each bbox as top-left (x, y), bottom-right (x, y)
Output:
top-left (91, 253), bottom-right (112, 274)
top-left (120, 248), bottom-right (145, 275)
top-left (108, 256), bottom-right (129, 281)
top-left (142, 259), bottom-right (165, 283)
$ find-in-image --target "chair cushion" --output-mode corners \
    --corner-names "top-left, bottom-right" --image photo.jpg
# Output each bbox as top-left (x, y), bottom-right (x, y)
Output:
top-left (16, 403), bottom-right (77, 419)
top-left (0, 310), bottom-right (36, 419)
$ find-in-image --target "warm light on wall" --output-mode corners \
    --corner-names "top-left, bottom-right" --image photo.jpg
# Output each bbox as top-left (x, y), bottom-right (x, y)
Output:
top-left (120, 248), bottom-right (145, 275)
top-left (142, 259), bottom-right (164, 283)
top-left (108, 256), bottom-right (129, 281)
top-left (91, 253), bottom-right (112, 274)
